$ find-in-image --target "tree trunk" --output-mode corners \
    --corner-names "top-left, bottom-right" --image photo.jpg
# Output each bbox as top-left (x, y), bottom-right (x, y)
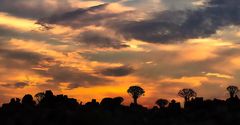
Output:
top-left (160, 105), bottom-right (163, 109)
top-left (184, 97), bottom-right (189, 102)
top-left (230, 92), bottom-right (234, 98)
top-left (133, 97), bottom-right (138, 105)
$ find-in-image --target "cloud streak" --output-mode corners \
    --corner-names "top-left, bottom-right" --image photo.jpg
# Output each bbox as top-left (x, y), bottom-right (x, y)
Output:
top-left (99, 65), bottom-right (135, 76)
top-left (1, 82), bottom-right (29, 89)
top-left (76, 30), bottom-right (129, 49)
top-left (0, 0), bottom-right (77, 19)
top-left (36, 65), bottom-right (111, 89)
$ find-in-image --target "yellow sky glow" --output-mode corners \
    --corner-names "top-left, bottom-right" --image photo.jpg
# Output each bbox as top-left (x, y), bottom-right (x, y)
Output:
top-left (0, 12), bottom-right (39, 31)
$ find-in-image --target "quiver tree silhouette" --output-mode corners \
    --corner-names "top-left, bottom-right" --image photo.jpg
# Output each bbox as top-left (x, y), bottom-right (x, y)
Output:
top-left (35, 92), bottom-right (45, 103)
top-left (156, 99), bottom-right (169, 108)
top-left (227, 85), bottom-right (239, 98)
top-left (40, 90), bottom-right (55, 107)
top-left (178, 88), bottom-right (197, 102)
top-left (127, 86), bottom-right (145, 105)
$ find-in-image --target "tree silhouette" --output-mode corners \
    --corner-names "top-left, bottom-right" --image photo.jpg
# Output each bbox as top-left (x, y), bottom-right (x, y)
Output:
top-left (227, 85), bottom-right (239, 98)
top-left (127, 86), bottom-right (145, 105)
top-left (35, 92), bottom-right (45, 103)
top-left (45, 90), bottom-right (54, 98)
top-left (156, 99), bottom-right (169, 108)
top-left (178, 88), bottom-right (197, 102)
top-left (22, 94), bottom-right (36, 106)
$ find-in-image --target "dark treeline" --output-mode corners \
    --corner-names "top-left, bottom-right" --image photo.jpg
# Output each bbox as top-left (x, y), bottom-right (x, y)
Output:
top-left (1, 85), bottom-right (240, 125)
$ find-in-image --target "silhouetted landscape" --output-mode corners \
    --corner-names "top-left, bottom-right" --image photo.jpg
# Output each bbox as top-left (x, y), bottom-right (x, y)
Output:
top-left (1, 85), bottom-right (240, 125)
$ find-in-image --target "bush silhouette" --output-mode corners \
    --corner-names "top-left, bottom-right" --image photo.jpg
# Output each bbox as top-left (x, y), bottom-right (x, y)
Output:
top-left (113, 97), bottom-right (124, 106)
top-left (22, 94), bottom-right (36, 107)
top-left (156, 99), bottom-right (169, 108)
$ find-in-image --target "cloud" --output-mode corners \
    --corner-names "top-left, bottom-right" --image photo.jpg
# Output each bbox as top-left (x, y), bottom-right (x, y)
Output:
top-left (38, 3), bottom-right (113, 27)
top-left (77, 30), bottom-right (129, 49)
top-left (0, 49), bottom-right (43, 62)
top-left (123, 0), bottom-right (203, 12)
top-left (15, 82), bottom-right (29, 88)
top-left (99, 65), bottom-right (134, 76)
top-left (0, 26), bottom-right (66, 46)
top-left (115, 0), bottom-right (240, 43)
top-left (1, 82), bottom-right (29, 89)
top-left (193, 81), bottom-right (227, 99)
top-left (81, 38), bottom-right (240, 82)
top-left (102, 0), bottom-right (120, 2)
top-left (37, 2), bottom-right (134, 27)
top-left (39, 0), bottom-right (240, 44)
top-left (37, 3), bottom-right (132, 49)
top-left (35, 65), bottom-right (111, 89)
top-left (0, 48), bottom-right (52, 70)
top-left (160, 0), bottom-right (204, 10)
top-left (0, 0), bottom-right (75, 19)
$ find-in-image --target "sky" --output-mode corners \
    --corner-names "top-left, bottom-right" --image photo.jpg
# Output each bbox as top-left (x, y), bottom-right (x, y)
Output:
top-left (0, 0), bottom-right (240, 107)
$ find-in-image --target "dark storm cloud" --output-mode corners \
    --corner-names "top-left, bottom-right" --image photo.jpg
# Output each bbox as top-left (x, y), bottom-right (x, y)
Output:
top-left (77, 30), bottom-right (129, 49)
top-left (36, 65), bottom-right (111, 89)
top-left (115, 0), bottom-right (240, 43)
top-left (40, 0), bottom-right (240, 44)
top-left (0, 0), bottom-right (73, 19)
top-left (1, 82), bottom-right (29, 88)
top-left (99, 66), bottom-right (134, 76)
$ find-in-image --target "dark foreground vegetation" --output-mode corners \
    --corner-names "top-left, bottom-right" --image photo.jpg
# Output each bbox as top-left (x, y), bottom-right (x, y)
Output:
top-left (1, 85), bottom-right (240, 125)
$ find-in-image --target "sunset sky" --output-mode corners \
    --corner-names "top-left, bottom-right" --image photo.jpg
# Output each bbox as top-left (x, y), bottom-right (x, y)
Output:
top-left (0, 0), bottom-right (240, 107)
